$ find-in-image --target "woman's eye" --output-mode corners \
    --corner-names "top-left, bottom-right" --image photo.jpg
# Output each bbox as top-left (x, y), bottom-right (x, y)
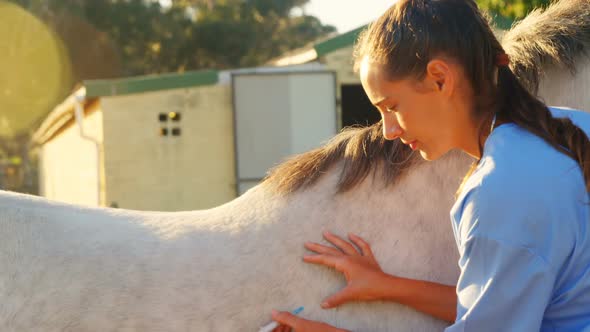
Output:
top-left (385, 106), bottom-right (397, 113)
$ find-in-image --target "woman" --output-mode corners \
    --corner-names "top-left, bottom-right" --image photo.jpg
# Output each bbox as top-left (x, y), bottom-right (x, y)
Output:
top-left (270, 0), bottom-right (590, 330)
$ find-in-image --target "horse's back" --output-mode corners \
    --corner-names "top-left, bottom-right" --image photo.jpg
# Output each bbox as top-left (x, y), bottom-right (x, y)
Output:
top-left (0, 190), bottom-right (215, 331)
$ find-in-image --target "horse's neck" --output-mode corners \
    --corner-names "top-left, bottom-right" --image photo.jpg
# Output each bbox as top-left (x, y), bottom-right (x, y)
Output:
top-left (203, 151), bottom-right (470, 331)
top-left (220, 150), bottom-right (471, 284)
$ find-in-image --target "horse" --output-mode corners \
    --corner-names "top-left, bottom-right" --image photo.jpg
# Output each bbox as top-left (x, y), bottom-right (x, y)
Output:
top-left (1, 0), bottom-right (589, 331)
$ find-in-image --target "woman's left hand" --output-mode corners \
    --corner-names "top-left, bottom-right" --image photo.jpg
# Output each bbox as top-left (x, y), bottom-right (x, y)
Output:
top-left (303, 231), bottom-right (387, 308)
top-left (270, 310), bottom-right (350, 332)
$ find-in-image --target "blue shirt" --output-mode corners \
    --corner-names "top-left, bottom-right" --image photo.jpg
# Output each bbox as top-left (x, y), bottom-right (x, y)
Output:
top-left (445, 107), bottom-right (590, 331)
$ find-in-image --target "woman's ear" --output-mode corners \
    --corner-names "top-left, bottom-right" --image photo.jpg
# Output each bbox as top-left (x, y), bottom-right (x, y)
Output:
top-left (425, 59), bottom-right (454, 96)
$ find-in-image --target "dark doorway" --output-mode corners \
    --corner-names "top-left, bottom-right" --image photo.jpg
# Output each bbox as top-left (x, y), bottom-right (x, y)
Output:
top-left (341, 84), bottom-right (381, 128)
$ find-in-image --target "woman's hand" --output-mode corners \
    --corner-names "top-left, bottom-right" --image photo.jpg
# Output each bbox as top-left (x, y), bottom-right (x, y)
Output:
top-left (271, 310), bottom-right (350, 332)
top-left (304, 231), bottom-right (388, 308)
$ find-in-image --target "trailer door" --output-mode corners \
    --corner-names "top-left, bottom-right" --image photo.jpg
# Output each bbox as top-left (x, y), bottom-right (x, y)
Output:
top-left (232, 71), bottom-right (337, 195)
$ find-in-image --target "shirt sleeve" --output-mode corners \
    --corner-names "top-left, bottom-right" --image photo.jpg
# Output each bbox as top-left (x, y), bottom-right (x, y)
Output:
top-left (445, 235), bottom-right (556, 332)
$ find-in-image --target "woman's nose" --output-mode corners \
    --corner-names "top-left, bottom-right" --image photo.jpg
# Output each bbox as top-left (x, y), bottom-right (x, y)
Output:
top-left (382, 114), bottom-right (403, 140)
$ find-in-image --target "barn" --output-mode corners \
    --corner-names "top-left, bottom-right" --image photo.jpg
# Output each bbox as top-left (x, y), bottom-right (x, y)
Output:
top-left (32, 64), bottom-right (338, 211)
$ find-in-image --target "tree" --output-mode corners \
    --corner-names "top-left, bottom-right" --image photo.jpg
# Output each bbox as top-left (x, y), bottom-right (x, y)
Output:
top-left (7, 0), bottom-right (335, 75)
top-left (477, 0), bottom-right (551, 20)
top-left (183, 0), bottom-right (335, 68)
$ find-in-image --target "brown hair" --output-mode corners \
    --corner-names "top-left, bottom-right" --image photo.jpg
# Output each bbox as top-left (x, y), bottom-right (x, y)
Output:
top-left (353, 0), bottom-right (590, 193)
top-left (262, 0), bottom-right (590, 195)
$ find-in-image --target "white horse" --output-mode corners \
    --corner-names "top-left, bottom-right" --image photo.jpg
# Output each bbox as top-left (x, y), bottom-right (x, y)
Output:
top-left (1, 1), bottom-right (589, 331)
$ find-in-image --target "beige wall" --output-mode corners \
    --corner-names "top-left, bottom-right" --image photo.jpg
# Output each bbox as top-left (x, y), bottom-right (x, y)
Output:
top-left (39, 109), bottom-right (104, 206)
top-left (101, 85), bottom-right (235, 211)
top-left (324, 46), bottom-right (360, 86)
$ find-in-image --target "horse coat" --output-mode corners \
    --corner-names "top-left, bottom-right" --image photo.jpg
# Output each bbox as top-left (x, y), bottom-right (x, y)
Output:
top-left (0, 156), bottom-right (463, 331)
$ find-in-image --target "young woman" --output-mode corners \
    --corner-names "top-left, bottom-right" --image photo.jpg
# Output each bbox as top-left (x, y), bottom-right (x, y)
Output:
top-left (270, 0), bottom-right (590, 331)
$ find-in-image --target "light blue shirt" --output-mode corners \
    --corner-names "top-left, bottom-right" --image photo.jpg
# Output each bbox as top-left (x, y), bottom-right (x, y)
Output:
top-left (445, 107), bottom-right (590, 331)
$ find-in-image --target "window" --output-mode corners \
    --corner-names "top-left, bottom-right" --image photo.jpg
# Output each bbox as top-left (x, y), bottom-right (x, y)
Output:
top-left (158, 111), bottom-right (182, 137)
top-left (169, 112), bottom-right (181, 121)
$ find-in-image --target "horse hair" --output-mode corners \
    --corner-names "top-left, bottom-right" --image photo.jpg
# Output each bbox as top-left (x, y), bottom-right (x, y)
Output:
top-left (502, 0), bottom-right (590, 94)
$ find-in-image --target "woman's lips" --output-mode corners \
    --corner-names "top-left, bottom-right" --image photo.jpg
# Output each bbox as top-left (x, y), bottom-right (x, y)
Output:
top-left (409, 141), bottom-right (418, 150)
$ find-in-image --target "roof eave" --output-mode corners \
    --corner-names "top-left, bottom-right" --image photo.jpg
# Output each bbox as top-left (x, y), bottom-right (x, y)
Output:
top-left (32, 87), bottom-right (95, 146)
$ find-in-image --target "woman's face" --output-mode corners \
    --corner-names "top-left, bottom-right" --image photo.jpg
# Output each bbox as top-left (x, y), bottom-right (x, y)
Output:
top-left (359, 57), bottom-right (470, 161)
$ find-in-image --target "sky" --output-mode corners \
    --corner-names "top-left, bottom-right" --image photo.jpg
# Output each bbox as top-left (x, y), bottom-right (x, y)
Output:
top-left (303, 1), bottom-right (395, 33)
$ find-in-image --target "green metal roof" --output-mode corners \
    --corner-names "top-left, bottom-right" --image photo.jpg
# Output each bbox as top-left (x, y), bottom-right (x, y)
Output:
top-left (312, 15), bottom-right (513, 59)
top-left (84, 70), bottom-right (219, 97)
top-left (314, 26), bottom-right (366, 57)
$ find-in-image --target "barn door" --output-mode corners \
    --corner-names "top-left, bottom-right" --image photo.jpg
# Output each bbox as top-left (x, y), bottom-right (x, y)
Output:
top-left (232, 71), bottom-right (337, 195)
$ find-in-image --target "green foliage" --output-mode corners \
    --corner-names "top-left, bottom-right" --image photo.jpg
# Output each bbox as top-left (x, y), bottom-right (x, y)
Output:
top-left (8, 0), bottom-right (545, 77)
top-left (477, 0), bottom-right (551, 20)
top-left (7, 0), bottom-right (335, 76)
top-left (186, 0), bottom-right (335, 68)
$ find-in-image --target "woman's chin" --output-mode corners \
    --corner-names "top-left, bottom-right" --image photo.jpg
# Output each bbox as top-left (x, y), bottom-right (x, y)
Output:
top-left (418, 148), bottom-right (444, 161)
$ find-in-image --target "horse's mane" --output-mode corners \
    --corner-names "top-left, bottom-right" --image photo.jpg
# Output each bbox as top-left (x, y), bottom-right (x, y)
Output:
top-left (262, 123), bottom-right (418, 194)
top-left (502, 0), bottom-right (590, 94)
top-left (263, 0), bottom-right (590, 195)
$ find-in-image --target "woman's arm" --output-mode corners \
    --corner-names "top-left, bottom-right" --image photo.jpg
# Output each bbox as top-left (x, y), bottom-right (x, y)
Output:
top-left (271, 277), bottom-right (457, 332)
top-left (271, 232), bottom-right (458, 331)
top-left (271, 310), bottom-right (351, 332)
top-left (272, 276), bottom-right (456, 332)
top-left (304, 232), bottom-right (457, 322)
top-left (376, 273), bottom-right (457, 322)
